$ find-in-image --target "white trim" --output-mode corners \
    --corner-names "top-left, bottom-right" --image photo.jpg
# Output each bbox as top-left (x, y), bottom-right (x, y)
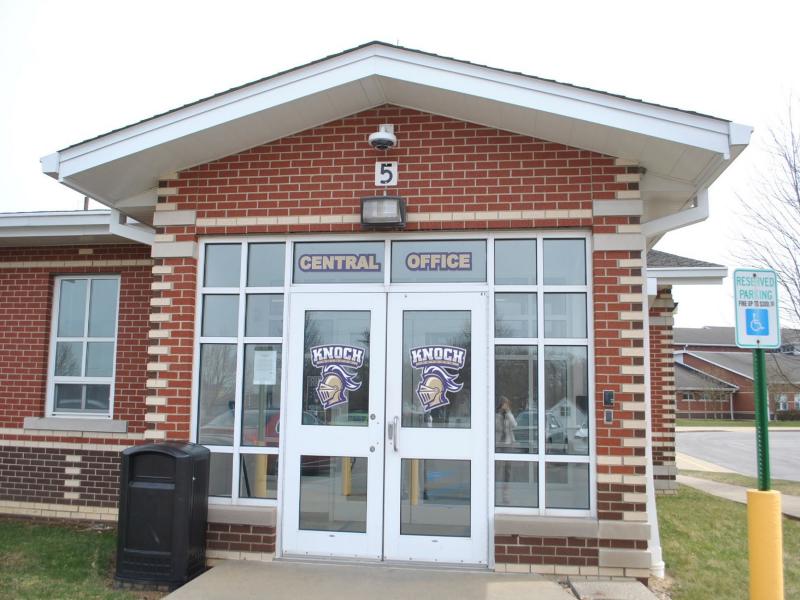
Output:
top-left (46, 275), bottom-right (121, 418)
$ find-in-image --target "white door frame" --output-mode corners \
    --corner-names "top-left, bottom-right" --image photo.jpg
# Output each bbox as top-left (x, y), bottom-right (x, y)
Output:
top-left (383, 291), bottom-right (489, 565)
top-left (281, 292), bottom-right (387, 559)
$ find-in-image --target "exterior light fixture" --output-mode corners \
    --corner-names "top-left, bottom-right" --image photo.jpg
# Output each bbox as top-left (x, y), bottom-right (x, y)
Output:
top-left (361, 196), bottom-right (406, 228)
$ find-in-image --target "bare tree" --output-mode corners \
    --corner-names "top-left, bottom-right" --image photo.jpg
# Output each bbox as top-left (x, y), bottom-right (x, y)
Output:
top-left (737, 101), bottom-right (800, 327)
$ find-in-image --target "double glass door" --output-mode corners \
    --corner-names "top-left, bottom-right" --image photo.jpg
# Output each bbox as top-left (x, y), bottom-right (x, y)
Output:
top-left (281, 292), bottom-right (487, 564)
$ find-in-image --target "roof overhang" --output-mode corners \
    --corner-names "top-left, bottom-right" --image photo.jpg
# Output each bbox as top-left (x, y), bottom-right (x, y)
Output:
top-left (41, 42), bottom-right (751, 230)
top-left (0, 210), bottom-right (153, 246)
top-left (646, 265), bottom-right (728, 287)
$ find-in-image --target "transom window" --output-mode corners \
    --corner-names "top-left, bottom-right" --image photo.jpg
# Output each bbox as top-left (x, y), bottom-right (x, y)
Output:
top-left (48, 276), bottom-right (120, 416)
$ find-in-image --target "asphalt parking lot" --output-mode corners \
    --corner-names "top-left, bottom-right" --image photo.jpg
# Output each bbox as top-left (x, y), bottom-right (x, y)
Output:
top-left (677, 430), bottom-right (800, 481)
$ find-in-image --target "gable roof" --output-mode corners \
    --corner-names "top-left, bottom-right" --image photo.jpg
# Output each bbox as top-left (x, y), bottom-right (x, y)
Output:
top-left (41, 41), bottom-right (751, 228)
top-left (675, 362), bottom-right (738, 391)
top-left (675, 326), bottom-right (800, 347)
top-left (645, 250), bottom-right (727, 286)
top-left (647, 250), bottom-right (723, 269)
top-left (683, 351), bottom-right (800, 384)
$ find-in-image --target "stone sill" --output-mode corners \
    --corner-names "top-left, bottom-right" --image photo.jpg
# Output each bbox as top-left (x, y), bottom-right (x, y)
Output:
top-left (23, 416), bottom-right (128, 434)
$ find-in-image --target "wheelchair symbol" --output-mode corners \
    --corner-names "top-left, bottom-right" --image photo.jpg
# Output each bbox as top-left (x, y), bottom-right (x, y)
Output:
top-left (745, 308), bottom-right (769, 336)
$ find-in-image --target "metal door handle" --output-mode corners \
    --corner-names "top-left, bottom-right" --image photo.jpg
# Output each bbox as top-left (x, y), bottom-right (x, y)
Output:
top-left (389, 416), bottom-right (399, 452)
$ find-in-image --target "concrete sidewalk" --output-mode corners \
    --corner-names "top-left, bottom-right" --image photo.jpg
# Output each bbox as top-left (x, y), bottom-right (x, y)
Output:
top-left (166, 560), bottom-right (579, 600)
top-left (678, 474), bottom-right (800, 519)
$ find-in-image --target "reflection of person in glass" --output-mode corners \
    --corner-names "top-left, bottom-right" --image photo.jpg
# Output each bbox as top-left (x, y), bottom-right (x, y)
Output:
top-left (495, 396), bottom-right (517, 503)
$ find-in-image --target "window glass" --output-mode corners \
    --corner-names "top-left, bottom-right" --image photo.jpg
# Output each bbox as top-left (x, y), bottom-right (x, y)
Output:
top-left (543, 239), bottom-right (586, 285)
top-left (300, 456), bottom-right (367, 532)
top-left (205, 244), bottom-right (241, 288)
top-left (495, 461), bottom-right (538, 508)
top-left (88, 279), bottom-right (118, 337)
top-left (202, 295), bottom-right (239, 337)
top-left (293, 242), bottom-right (384, 284)
top-left (57, 279), bottom-right (87, 337)
top-left (401, 459), bottom-right (470, 536)
top-left (495, 240), bottom-right (536, 285)
top-left (55, 342), bottom-right (82, 376)
top-left (544, 293), bottom-right (587, 338)
top-left (239, 455), bottom-right (278, 499)
top-left (197, 344), bottom-right (237, 446)
top-left (85, 342), bottom-right (114, 377)
top-left (495, 293), bottom-right (537, 338)
top-left (545, 463), bottom-right (589, 509)
top-left (495, 346), bottom-right (537, 453)
top-left (85, 385), bottom-right (111, 411)
top-left (54, 384), bottom-right (83, 411)
top-left (392, 240), bottom-right (486, 283)
top-left (241, 344), bottom-right (282, 447)
top-left (248, 243), bottom-right (285, 287)
top-left (209, 453), bottom-right (233, 497)
top-left (301, 311), bottom-right (370, 427)
top-left (402, 311), bottom-right (471, 429)
top-left (245, 295), bottom-right (283, 337)
top-left (544, 346), bottom-right (589, 456)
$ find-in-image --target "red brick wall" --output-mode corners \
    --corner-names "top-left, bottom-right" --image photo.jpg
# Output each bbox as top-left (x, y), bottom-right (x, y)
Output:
top-left (681, 355), bottom-right (754, 418)
top-left (495, 534), bottom-right (599, 568)
top-left (0, 446), bottom-right (119, 508)
top-left (649, 288), bottom-right (676, 492)
top-left (206, 523), bottom-right (276, 554)
top-left (0, 244), bottom-right (152, 432)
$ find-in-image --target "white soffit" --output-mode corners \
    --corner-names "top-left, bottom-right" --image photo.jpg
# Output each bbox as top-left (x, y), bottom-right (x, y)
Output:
top-left (41, 42), bottom-right (751, 220)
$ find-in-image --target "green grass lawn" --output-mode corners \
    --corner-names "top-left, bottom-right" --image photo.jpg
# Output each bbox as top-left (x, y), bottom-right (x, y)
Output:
top-left (680, 469), bottom-right (800, 497)
top-left (658, 485), bottom-right (800, 599)
top-left (677, 418), bottom-right (799, 428)
top-left (0, 518), bottom-right (139, 600)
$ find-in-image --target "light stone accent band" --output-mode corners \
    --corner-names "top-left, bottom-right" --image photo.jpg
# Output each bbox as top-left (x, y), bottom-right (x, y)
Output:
top-left (0, 259), bottom-right (152, 269)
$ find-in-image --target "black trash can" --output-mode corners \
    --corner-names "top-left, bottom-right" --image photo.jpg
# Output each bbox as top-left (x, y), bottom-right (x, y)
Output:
top-left (115, 442), bottom-right (210, 589)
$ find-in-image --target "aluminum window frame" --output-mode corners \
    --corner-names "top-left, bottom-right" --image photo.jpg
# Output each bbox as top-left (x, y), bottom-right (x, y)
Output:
top-left (194, 231), bottom-right (595, 519)
top-left (46, 274), bottom-right (121, 418)
top-left (194, 241), bottom-right (288, 507)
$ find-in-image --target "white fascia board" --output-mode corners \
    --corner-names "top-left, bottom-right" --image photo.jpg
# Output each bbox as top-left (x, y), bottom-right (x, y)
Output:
top-left (646, 266), bottom-right (728, 286)
top-left (45, 45), bottom-right (741, 182)
top-left (0, 210), bottom-right (111, 230)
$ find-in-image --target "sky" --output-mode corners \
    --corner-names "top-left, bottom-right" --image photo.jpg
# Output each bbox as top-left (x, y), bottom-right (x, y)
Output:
top-left (1, 0), bottom-right (798, 327)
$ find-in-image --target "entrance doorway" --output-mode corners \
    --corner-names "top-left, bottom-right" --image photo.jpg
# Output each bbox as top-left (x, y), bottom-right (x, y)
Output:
top-left (281, 292), bottom-right (488, 564)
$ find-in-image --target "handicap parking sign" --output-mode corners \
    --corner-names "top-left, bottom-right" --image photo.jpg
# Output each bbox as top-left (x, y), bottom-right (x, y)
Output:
top-left (745, 308), bottom-right (769, 336)
top-left (733, 269), bottom-right (780, 348)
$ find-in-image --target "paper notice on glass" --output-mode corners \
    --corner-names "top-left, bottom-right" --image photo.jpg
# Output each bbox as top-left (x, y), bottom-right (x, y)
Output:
top-left (253, 350), bottom-right (277, 385)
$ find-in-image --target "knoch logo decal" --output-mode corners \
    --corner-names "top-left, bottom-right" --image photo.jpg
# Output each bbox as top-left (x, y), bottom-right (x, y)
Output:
top-left (410, 345), bottom-right (467, 412)
top-left (311, 345), bottom-right (365, 409)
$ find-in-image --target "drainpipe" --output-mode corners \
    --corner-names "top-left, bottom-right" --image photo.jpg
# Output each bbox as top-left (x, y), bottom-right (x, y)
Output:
top-left (641, 188), bottom-right (709, 240)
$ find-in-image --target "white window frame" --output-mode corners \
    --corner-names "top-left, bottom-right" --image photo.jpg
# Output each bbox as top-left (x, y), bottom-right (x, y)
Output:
top-left (491, 234), bottom-right (595, 518)
top-left (194, 242), bottom-right (288, 507)
top-left (194, 231), bottom-right (595, 519)
top-left (46, 274), bottom-right (120, 418)
top-left (794, 393), bottom-right (800, 411)
top-left (777, 394), bottom-right (788, 412)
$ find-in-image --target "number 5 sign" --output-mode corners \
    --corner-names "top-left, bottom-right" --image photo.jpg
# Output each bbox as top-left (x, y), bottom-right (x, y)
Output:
top-left (375, 162), bottom-right (398, 187)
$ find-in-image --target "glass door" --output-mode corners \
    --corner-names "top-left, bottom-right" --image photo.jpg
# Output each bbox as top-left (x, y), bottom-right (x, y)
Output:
top-left (383, 292), bottom-right (488, 564)
top-left (281, 293), bottom-right (386, 559)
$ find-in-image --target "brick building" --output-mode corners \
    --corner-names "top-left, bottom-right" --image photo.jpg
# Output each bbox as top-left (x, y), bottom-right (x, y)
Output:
top-left (0, 43), bottom-right (751, 579)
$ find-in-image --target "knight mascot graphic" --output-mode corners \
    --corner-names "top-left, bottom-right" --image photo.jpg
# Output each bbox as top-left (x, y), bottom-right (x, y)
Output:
top-left (410, 345), bottom-right (467, 412)
top-left (310, 345), bottom-right (365, 409)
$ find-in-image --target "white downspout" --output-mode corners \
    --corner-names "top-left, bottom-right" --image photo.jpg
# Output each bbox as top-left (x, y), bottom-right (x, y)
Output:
top-left (642, 188), bottom-right (709, 240)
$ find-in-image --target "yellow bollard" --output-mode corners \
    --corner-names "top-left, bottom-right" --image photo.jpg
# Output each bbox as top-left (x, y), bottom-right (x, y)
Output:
top-left (342, 457), bottom-right (352, 497)
top-left (747, 489), bottom-right (784, 600)
top-left (254, 455), bottom-right (268, 497)
top-left (410, 459), bottom-right (420, 506)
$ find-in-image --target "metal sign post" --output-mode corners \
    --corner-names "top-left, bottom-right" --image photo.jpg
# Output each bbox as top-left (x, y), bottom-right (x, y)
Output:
top-left (733, 268), bottom-right (783, 599)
